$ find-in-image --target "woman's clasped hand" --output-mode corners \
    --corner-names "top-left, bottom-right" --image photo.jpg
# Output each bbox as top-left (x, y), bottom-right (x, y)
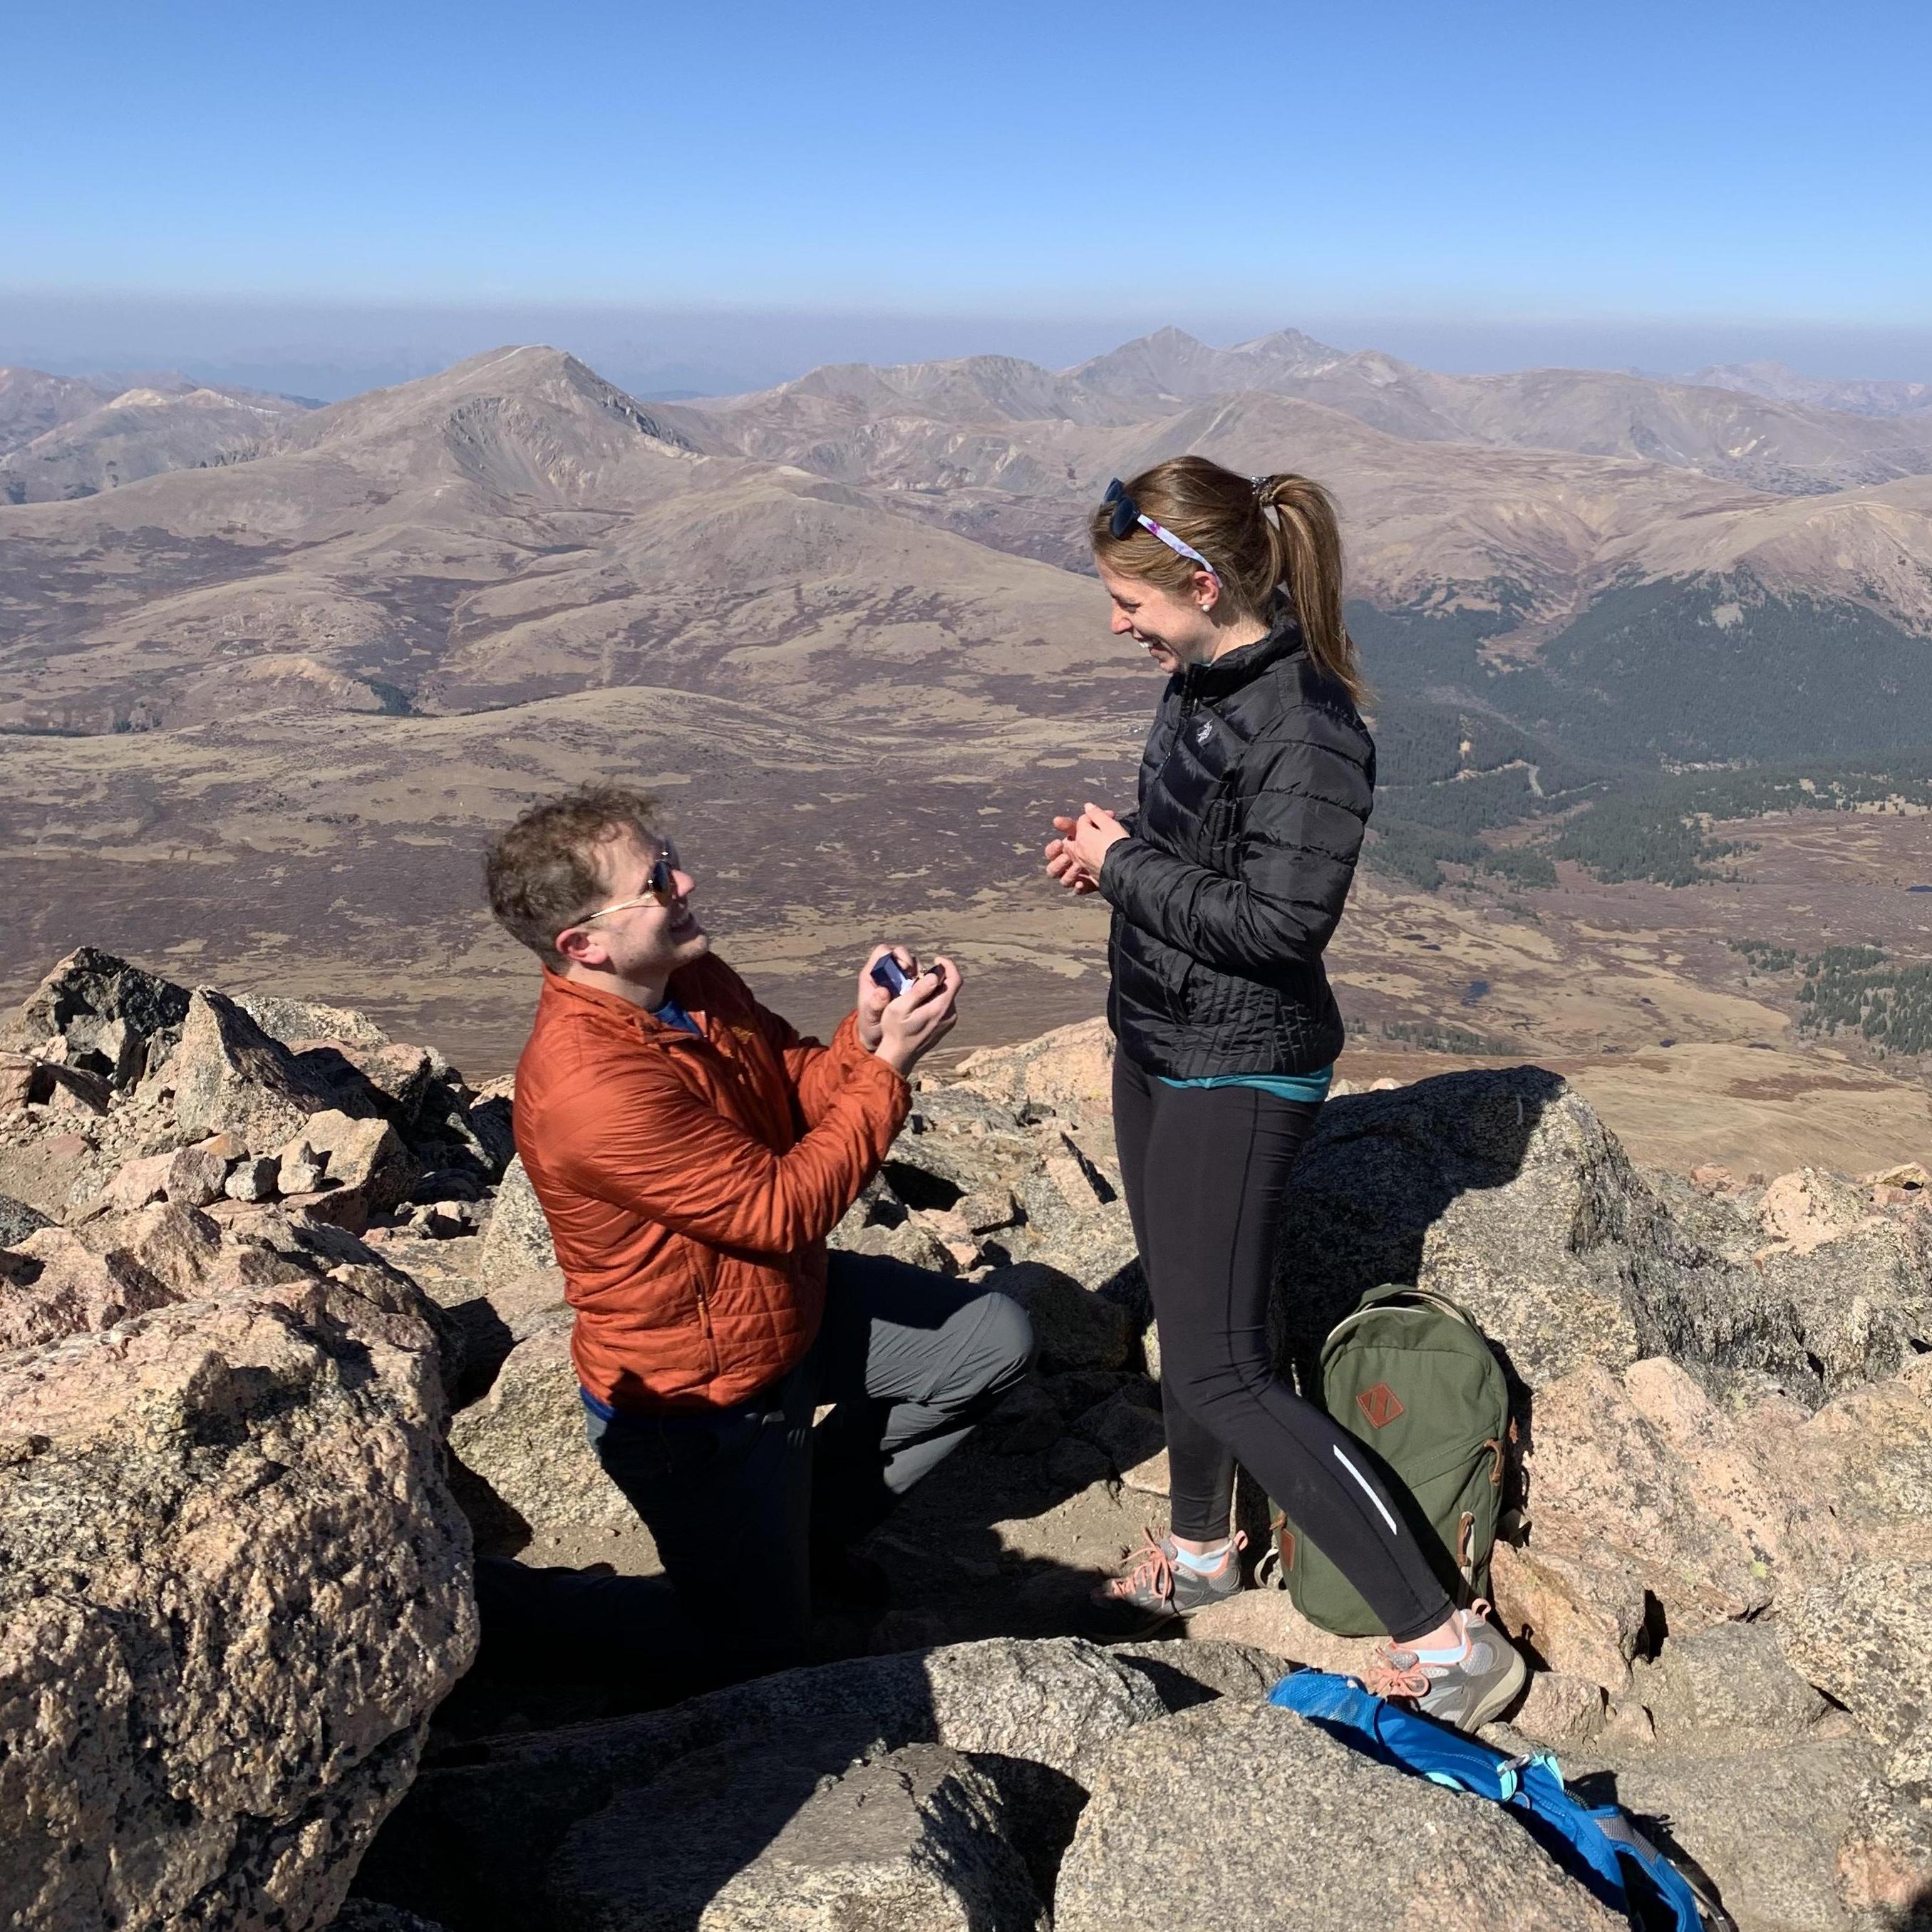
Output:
top-left (1043, 804), bottom-right (1127, 896)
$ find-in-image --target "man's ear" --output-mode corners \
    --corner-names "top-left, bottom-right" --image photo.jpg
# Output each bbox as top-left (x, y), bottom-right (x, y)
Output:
top-left (554, 924), bottom-right (606, 970)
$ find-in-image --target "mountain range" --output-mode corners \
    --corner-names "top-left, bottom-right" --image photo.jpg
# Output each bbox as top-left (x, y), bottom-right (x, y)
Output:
top-left (5, 324), bottom-right (1932, 1080)
top-left (1683, 360), bottom-right (1932, 419)
top-left (4, 325), bottom-right (1931, 753)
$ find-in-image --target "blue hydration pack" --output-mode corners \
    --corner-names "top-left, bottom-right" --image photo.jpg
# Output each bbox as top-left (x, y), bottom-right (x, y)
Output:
top-left (1266, 1671), bottom-right (1735, 1932)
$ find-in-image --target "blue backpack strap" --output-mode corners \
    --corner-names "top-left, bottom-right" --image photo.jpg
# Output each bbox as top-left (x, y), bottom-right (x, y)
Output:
top-left (1593, 1810), bottom-right (1736, 1932)
top-left (1267, 1673), bottom-right (1709, 1931)
top-left (1269, 1670), bottom-right (1521, 1799)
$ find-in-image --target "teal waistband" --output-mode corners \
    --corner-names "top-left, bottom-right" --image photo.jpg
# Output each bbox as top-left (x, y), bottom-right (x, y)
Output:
top-left (1155, 1064), bottom-right (1334, 1105)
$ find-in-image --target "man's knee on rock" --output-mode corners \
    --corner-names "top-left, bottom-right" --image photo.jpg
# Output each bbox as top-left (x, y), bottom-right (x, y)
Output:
top-left (968, 1288), bottom-right (1035, 1405)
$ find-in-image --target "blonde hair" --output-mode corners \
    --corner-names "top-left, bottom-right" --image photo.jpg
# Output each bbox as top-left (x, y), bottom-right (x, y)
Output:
top-left (1090, 455), bottom-right (1369, 709)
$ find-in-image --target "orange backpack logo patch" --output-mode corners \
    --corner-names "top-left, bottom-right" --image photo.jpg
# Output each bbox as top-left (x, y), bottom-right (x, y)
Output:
top-left (1356, 1383), bottom-right (1405, 1429)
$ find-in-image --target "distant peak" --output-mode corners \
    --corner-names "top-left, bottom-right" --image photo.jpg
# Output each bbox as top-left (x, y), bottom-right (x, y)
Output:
top-left (1234, 325), bottom-right (1345, 358)
top-left (1070, 322), bottom-right (1348, 398)
top-left (437, 343), bottom-right (580, 381)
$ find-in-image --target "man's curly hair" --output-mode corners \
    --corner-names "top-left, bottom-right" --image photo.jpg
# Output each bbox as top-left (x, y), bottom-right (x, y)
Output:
top-left (484, 785), bottom-right (662, 964)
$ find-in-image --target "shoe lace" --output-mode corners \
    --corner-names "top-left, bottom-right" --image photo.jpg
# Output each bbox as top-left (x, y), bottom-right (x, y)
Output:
top-left (1360, 1649), bottom-right (1430, 1700)
top-left (1112, 1524), bottom-right (1176, 1603)
top-left (1361, 1601), bottom-right (1492, 1702)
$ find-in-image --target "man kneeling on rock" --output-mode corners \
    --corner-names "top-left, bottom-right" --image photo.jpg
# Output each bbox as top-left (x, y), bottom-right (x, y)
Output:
top-left (484, 785), bottom-right (1033, 1673)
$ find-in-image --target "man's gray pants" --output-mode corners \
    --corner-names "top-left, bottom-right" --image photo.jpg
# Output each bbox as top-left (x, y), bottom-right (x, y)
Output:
top-left (579, 1250), bottom-right (1035, 1672)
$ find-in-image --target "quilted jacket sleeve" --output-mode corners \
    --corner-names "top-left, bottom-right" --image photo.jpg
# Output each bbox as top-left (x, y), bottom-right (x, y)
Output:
top-left (544, 1049), bottom-right (909, 1258)
top-left (1097, 726), bottom-right (1371, 976)
top-left (748, 1000), bottom-right (878, 1129)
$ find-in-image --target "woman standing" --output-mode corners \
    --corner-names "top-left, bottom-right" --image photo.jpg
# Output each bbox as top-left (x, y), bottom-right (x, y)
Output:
top-left (1045, 455), bottom-right (1523, 1732)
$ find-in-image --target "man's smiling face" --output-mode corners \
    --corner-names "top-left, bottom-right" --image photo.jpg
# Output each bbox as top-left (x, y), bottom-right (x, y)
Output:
top-left (565, 829), bottom-right (711, 981)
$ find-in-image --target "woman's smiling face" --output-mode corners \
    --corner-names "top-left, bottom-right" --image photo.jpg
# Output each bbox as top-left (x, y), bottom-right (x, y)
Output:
top-left (1095, 558), bottom-right (1221, 673)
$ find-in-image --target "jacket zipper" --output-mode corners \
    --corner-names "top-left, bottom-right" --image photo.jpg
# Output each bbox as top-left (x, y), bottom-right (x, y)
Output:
top-left (1152, 667), bottom-right (1202, 793)
top-left (1175, 665), bottom-right (1202, 747)
top-left (691, 1255), bottom-right (721, 1376)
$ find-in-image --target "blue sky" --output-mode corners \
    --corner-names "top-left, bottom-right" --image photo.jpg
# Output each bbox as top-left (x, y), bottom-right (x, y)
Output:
top-left (5, 0), bottom-right (1930, 386)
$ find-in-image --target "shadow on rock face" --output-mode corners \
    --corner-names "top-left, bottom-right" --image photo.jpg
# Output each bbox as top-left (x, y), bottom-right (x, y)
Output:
top-left (349, 1635), bottom-right (1263, 1932)
top-left (1271, 1065), bottom-right (1566, 1385)
top-left (428, 1384), bottom-right (1138, 1739)
top-left (358, 1346), bottom-right (1187, 1927)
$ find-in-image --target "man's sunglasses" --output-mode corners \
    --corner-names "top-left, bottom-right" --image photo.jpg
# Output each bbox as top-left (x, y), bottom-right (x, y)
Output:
top-left (571, 849), bottom-right (680, 930)
top-left (1102, 479), bottom-right (1220, 581)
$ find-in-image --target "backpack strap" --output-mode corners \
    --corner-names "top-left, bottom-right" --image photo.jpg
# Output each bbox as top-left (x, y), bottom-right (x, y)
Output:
top-left (1321, 1284), bottom-right (1489, 1355)
top-left (1593, 1812), bottom-right (1738, 1932)
top-left (1268, 1672), bottom-right (1721, 1931)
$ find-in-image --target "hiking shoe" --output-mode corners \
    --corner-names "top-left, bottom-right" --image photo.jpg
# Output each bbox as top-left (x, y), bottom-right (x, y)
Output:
top-left (1360, 1601), bottom-right (1527, 1732)
top-left (1089, 1525), bottom-right (1246, 1634)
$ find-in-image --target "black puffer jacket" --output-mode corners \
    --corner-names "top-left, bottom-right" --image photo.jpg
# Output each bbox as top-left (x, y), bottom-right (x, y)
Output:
top-left (1097, 609), bottom-right (1375, 1078)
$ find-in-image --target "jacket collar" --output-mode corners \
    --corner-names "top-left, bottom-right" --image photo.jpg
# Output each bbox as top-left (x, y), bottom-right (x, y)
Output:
top-left (1181, 601), bottom-right (1305, 701)
top-left (538, 962), bottom-right (711, 1033)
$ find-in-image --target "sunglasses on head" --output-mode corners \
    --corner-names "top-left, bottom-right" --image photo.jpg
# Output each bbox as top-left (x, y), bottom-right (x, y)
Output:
top-left (1102, 479), bottom-right (1220, 582)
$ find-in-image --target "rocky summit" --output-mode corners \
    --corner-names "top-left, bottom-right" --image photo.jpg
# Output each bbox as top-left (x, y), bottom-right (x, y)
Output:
top-left (2, 950), bottom-right (1930, 1931)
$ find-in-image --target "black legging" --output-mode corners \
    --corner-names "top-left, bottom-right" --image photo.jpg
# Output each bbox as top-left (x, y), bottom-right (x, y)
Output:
top-left (1112, 1050), bottom-right (1454, 1645)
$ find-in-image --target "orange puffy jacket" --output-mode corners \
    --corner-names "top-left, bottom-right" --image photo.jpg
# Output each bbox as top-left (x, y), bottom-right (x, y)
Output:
top-left (512, 955), bottom-right (911, 1411)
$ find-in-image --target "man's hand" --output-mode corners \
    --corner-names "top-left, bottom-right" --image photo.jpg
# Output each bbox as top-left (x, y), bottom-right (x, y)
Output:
top-left (874, 956), bottom-right (961, 1078)
top-left (857, 944), bottom-right (921, 1052)
top-left (1067, 802), bottom-right (1129, 879)
top-left (1045, 815), bottom-right (1099, 897)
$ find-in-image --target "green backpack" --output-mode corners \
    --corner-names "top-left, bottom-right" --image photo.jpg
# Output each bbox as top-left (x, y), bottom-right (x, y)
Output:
top-left (1256, 1284), bottom-right (1512, 1637)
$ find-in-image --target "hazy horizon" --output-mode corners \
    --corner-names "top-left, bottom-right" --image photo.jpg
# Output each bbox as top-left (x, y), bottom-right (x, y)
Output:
top-left (8, 1), bottom-right (1928, 401)
top-left (6, 289), bottom-right (1932, 404)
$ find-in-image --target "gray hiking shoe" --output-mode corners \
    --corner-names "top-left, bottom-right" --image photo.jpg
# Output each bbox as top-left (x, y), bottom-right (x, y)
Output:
top-left (1360, 1601), bottom-right (1527, 1732)
top-left (1090, 1525), bottom-right (1246, 1633)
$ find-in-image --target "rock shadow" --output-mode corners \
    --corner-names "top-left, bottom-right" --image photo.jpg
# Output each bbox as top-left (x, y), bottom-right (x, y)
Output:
top-left (356, 1440), bottom-right (1125, 1932)
top-left (356, 1643), bottom-right (1097, 1932)
top-left (438, 1358), bottom-right (1137, 1717)
top-left (375, 1356), bottom-right (1135, 1924)
top-left (1269, 1065), bottom-right (1566, 1380)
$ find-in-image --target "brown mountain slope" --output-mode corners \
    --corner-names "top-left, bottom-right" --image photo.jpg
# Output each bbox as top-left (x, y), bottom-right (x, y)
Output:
top-left (270, 344), bottom-right (720, 487)
top-left (1068, 324), bottom-right (1350, 399)
top-left (1402, 364), bottom-right (1932, 492)
top-left (710, 353), bottom-right (1143, 430)
top-left (1597, 470), bottom-right (1932, 614)
top-left (0, 383), bottom-right (313, 504)
top-left (1064, 329), bottom-right (1932, 494)
top-left (0, 347), bottom-right (1141, 735)
top-left (1685, 360), bottom-right (1932, 420)
top-left (700, 372), bottom-right (1932, 634)
top-left (1019, 329), bottom-right (1932, 495)
top-left (0, 368), bottom-right (117, 459)
top-left (9, 340), bottom-right (1932, 751)
top-left (412, 469), bottom-right (1138, 722)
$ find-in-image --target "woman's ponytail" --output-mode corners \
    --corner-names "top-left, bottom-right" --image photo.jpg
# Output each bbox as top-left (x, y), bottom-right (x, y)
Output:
top-left (1256, 474), bottom-right (1370, 711)
top-left (1091, 454), bottom-right (1372, 713)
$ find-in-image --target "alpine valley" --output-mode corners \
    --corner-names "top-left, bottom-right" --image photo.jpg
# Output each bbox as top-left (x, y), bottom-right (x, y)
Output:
top-left (6, 327), bottom-right (1932, 1172)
